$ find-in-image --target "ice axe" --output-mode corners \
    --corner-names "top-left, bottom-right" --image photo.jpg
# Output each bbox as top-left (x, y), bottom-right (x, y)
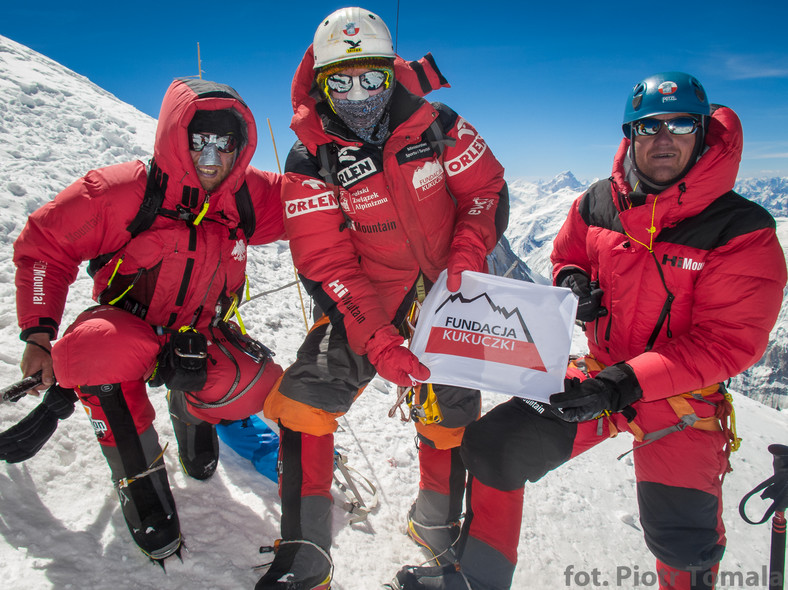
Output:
top-left (739, 444), bottom-right (788, 590)
top-left (1, 370), bottom-right (43, 404)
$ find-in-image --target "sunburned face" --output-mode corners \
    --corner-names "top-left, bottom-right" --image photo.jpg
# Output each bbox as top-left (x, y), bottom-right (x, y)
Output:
top-left (190, 133), bottom-right (237, 192)
top-left (633, 113), bottom-right (698, 185)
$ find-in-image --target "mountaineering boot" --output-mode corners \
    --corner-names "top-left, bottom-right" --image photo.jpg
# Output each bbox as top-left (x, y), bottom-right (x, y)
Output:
top-left (387, 563), bottom-right (473, 590)
top-left (114, 450), bottom-right (182, 561)
top-left (83, 383), bottom-right (183, 561)
top-left (392, 476), bottom-right (519, 590)
top-left (255, 425), bottom-right (335, 589)
top-left (256, 540), bottom-right (333, 590)
top-left (408, 445), bottom-right (465, 564)
top-left (98, 424), bottom-right (182, 561)
top-left (388, 536), bottom-right (514, 590)
top-left (168, 389), bottom-right (219, 480)
top-left (407, 496), bottom-right (462, 565)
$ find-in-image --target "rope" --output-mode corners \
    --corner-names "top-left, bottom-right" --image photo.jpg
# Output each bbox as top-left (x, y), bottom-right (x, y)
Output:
top-left (238, 280), bottom-right (299, 306)
top-left (267, 117), bottom-right (310, 332)
top-left (114, 443), bottom-right (169, 489)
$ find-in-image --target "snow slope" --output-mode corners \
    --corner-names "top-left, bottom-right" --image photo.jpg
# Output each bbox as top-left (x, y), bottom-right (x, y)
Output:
top-left (0, 34), bottom-right (786, 590)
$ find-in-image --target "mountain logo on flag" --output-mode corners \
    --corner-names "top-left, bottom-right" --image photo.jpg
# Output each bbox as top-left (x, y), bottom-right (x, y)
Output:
top-left (424, 291), bottom-right (547, 371)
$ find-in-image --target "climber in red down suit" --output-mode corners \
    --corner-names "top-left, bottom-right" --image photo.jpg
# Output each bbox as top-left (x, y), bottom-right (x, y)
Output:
top-left (258, 6), bottom-right (508, 589)
top-left (11, 77), bottom-right (285, 562)
top-left (392, 73), bottom-right (787, 590)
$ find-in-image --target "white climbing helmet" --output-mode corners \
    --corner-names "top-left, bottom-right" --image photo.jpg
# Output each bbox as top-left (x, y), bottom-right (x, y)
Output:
top-left (313, 7), bottom-right (395, 69)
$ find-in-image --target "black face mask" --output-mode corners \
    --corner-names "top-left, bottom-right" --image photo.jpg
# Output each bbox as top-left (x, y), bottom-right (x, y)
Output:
top-left (331, 86), bottom-right (394, 145)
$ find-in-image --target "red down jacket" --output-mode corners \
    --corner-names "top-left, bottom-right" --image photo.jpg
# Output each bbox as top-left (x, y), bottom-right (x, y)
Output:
top-left (283, 46), bottom-right (507, 354)
top-left (551, 105), bottom-right (786, 401)
top-left (14, 78), bottom-right (285, 340)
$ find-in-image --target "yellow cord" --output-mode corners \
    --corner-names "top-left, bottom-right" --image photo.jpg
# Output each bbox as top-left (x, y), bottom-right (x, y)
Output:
top-left (105, 256), bottom-right (134, 305)
top-left (624, 194), bottom-right (659, 252)
top-left (108, 284), bottom-right (134, 306)
top-left (106, 256), bottom-right (124, 287)
top-left (725, 391), bottom-right (742, 452)
top-left (193, 198), bottom-right (210, 226)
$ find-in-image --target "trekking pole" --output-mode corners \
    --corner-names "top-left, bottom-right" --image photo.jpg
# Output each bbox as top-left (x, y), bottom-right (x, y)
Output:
top-left (267, 118), bottom-right (309, 332)
top-left (1, 370), bottom-right (43, 404)
top-left (739, 444), bottom-right (788, 590)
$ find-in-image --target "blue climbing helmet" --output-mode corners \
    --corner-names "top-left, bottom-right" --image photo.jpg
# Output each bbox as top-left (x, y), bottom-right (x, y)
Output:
top-left (622, 71), bottom-right (710, 137)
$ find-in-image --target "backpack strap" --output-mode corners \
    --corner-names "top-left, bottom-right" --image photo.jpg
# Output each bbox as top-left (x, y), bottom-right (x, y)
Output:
top-left (88, 160), bottom-right (256, 277)
top-left (316, 143), bottom-right (340, 186)
top-left (233, 181), bottom-right (255, 239)
top-left (424, 118), bottom-right (455, 158)
top-left (126, 159), bottom-right (169, 237)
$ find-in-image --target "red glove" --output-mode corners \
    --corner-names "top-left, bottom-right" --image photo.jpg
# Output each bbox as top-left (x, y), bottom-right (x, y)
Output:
top-left (446, 236), bottom-right (487, 293)
top-left (366, 325), bottom-right (430, 387)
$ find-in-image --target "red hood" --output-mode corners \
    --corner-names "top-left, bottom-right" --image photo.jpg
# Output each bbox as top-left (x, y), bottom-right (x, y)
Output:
top-left (290, 44), bottom-right (450, 154)
top-left (153, 78), bottom-right (258, 220)
top-left (605, 105), bottom-right (743, 253)
top-left (610, 105), bottom-right (743, 222)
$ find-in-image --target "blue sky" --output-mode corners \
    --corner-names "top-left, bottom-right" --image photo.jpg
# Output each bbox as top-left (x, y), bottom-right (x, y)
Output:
top-left (4, 0), bottom-right (787, 181)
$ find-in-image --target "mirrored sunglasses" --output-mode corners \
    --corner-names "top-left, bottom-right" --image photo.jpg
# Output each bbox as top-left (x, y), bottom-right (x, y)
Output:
top-left (189, 132), bottom-right (239, 153)
top-left (325, 69), bottom-right (391, 94)
top-left (633, 116), bottom-right (701, 137)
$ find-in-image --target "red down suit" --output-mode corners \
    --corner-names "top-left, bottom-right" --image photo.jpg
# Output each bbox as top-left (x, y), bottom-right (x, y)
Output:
top-left (14, 78), bottom-right (285, 435)
top-left (258, 47), bottom-right (508, 585)
top-left (458, 105), bottom-right (786, 588)
top-left (264, 46), bottom-right (507, 442)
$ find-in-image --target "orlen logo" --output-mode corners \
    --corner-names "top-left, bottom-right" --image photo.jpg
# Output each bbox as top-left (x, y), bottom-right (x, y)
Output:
top-left (445, 118), bottom-right (487, 177)
top-left (338, 146), bottom-right (362, 163)
top-left (658, 81), bottom-right (677, 95)
top-left (285, 192), bottom-right (339, 218)
top-left (302, 178), bottom-right (326, 190)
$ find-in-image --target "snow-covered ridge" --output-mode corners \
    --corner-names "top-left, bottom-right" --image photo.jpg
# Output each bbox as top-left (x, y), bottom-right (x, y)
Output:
top-left (0, 35), bottom-right (156, 246)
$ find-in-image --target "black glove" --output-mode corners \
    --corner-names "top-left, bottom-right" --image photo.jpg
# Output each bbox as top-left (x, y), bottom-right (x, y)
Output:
top-left (549, 364), bottom-right (642, 422)
top-left (559, 271), bottom-right (608, 322)
top-left (0, 384), bottom-right (78, 463)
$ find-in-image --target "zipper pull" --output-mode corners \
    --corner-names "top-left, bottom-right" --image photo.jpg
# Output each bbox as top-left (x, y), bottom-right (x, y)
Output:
top-left (193, 194), bottom-right (211, 226)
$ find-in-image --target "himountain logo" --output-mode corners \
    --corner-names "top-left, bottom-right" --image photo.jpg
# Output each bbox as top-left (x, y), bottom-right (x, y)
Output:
top-left (661, 253), bottom-right (705, 271)
top-left (426, 292), bottom-right (547, 371)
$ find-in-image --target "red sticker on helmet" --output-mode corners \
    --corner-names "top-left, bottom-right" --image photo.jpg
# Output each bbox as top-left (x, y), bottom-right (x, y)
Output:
top-left (343, 23), bottom-right (359, 36)
top-left (658, 81), bottom-right (678, 95)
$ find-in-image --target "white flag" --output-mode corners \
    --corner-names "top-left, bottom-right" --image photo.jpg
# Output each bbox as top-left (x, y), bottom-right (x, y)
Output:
top-left (409, 270), bottom-right (577, 402)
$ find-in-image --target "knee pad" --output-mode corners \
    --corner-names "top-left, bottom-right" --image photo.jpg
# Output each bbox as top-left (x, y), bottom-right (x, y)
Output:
top-left (461, 397), bottom-right (575, 490)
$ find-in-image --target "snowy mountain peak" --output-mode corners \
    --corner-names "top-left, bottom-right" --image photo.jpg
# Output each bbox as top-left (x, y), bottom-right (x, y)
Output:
top-left (539, 170), bottom-right (587, 193)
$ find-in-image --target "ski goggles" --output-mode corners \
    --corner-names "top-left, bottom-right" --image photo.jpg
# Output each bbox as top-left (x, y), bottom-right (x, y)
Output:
top-left (324, 69), bottom-right (392, 94)
top-left (632, 116), bottom-right (702, 137)
top-left (189, 132), bottom-right (239, 153)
